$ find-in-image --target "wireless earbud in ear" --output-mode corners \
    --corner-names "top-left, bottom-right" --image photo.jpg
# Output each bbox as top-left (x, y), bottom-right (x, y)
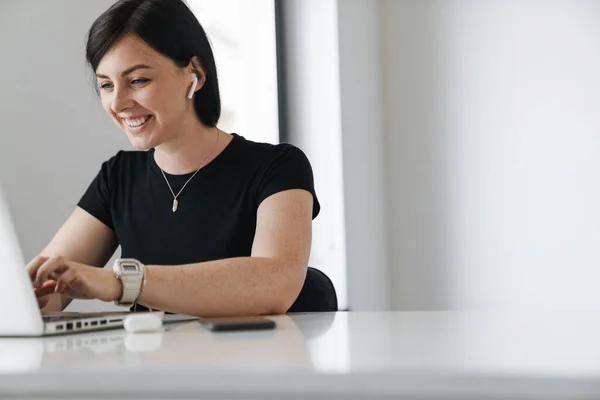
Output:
top-left (187, 73), bottom-right (199, 99)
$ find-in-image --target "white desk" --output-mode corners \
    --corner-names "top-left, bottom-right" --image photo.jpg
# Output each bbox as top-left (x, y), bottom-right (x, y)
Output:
top-left (2, 311), bottom-right (600, 399)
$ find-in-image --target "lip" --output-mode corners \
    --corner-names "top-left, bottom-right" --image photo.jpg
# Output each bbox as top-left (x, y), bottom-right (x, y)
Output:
top-left (121, 115), bottom-right (154, 135)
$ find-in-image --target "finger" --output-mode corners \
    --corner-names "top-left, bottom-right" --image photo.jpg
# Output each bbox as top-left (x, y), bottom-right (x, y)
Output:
top-left (35, 287), bottom-right (55, 298)
top-left (55, 268), bottom-right (78, 294)
top-left (34, 280), bottom-right (57, 297)
top-left (34, 279), bottom-right (57, 292)
top-left (34, 256), bottom-right (67, 286)
top-left (48, 271), bottom-right (60, 281)
top-left (34, 256), bottom-right (69, 288)
top-left (27, 255), bottom-right (48, 281)
top-left (37, 295), bottom-right (50, 310)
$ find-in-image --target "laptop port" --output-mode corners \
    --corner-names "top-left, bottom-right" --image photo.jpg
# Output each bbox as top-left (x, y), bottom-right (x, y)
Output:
top-left (56, 325), bottom-right (64, 330)
top-left (66, 323), bottom-right (73, 330)
top-left (100, 320), bottom-right (107, 325)
top-left (90, 321), bottom-right (98, 326)
top-left (76, 322), bottom-right (82, 329)
top-left (108, 319), bottom-right (120, 323)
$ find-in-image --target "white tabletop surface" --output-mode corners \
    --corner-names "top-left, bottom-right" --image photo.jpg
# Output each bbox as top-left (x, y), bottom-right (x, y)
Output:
top-left (2, 311), bottom-right (600, 399)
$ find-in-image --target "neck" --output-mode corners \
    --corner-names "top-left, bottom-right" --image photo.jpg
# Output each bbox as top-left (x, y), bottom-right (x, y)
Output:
top-left (154, 117), bottom-right (220, 175)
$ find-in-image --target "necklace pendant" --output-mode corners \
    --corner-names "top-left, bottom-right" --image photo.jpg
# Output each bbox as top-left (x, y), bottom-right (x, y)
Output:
top-left (172, 199), bottom-right (179, 213)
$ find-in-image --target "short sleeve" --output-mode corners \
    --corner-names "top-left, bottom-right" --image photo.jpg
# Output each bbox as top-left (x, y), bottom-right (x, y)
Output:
top-left (77, 153), bottom-right (120, 230)
top-left (255, 144), bottom-right (321, 219)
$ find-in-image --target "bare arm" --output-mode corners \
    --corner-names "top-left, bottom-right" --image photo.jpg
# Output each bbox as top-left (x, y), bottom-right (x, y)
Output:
top-left (37, 207), bottom-right (118, 311)
top-left (136, 189), bottom-right (313, 316)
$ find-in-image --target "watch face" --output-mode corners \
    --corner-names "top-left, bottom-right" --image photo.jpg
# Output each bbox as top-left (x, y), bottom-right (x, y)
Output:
top-left (122, 264), bottom-right (138, 272)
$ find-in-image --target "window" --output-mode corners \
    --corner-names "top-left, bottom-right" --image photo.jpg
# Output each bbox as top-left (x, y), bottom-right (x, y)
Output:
top-left (188, 0), bottom-right (279, 144)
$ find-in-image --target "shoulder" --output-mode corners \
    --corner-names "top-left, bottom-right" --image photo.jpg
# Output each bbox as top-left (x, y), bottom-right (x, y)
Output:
top-left (232, 134), bottom-right (313, 169)
top-left (232, 134), bottom-right (319, 217)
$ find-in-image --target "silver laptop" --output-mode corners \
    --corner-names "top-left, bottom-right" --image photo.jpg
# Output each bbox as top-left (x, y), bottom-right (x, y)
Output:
top-left (0, 186), bottom-right (186, 336)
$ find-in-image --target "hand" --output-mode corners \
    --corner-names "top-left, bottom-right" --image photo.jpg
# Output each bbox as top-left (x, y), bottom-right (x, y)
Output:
top-left (27, 255), bottom-right (122, 303)
top-left (33, 280), bottom-right (57, 309)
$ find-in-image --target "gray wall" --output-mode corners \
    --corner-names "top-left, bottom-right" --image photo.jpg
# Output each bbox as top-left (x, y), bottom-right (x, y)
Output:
top-left (0, 1), bottom-right (127, 311)
top-left (284, 0), bottom-right (600, 311)
top-left (381, 0), bottom-right (600, 309)
top-left (337, 0), bottom-right (391, 310)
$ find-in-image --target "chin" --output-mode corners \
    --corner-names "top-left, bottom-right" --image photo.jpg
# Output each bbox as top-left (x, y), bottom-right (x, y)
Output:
top-left (130, 143), bottom-right (153, 151)
top-left (127, 135), bottom-right (157, 151)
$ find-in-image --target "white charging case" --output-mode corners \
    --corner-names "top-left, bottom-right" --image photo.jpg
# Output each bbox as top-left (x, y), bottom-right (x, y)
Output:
top-left (124, 312), bottom-right (164, 334)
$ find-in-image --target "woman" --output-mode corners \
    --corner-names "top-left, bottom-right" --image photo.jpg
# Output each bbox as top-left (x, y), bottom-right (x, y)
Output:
top-left (28, 0), bottom-right (319, 317)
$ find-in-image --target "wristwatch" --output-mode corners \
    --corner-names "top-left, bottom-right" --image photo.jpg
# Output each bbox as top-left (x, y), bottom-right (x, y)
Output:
top-left (112, 258), bottom-right (145, 307)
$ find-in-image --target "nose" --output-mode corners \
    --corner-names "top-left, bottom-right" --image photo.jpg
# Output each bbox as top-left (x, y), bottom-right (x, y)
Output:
top-left (110, 87), bottom-right (134, 114)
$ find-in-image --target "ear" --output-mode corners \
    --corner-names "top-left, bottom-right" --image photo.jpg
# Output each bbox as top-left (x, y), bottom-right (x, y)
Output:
top-left (188, 56), bottom-right (206, 94)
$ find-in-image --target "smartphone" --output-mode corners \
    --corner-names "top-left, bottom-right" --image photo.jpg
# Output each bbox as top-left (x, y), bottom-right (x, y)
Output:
top-left (200, 316), bottom-right (276, 332)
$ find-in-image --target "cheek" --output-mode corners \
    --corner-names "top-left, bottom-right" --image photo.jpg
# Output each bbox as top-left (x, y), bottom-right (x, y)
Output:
top-left (143, 84), bottom-right (187, 119)
top-left (100, 96), bottom-right (116, 118)
top-left (100, 94), bottom-right (121, 125)
top-left (135, 86), bottom-right (159, 107)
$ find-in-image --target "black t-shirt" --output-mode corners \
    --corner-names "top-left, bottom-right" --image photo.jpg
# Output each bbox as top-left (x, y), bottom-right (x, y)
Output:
top-left (78, 133), bottom-right (320, 267)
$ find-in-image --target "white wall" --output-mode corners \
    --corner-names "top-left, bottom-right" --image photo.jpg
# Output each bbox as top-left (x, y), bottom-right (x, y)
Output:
top-left (337, 0), bottom-right (391, 310)
top-left (279, 0), bottom-right (349, 310)
top-left (381, 0), bottom-right (600, 309)
top-left (0, 0), bottom-right (127, 312)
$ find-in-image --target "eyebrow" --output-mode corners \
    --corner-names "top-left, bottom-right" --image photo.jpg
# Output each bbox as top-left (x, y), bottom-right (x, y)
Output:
top-left (96, 64), bottom-right (153, 79)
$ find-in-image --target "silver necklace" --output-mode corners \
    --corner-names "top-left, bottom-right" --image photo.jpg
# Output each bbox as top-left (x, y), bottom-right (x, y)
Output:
top-left (158, 128), bottom-right (220, 213)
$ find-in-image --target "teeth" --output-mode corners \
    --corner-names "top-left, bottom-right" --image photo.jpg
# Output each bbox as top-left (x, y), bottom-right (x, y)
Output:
top-left (124, 116), bottom-right (149, 127)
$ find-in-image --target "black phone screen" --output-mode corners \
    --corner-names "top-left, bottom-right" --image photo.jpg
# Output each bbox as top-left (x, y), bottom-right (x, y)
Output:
top-left (200, 316), bottom-right (276, 332)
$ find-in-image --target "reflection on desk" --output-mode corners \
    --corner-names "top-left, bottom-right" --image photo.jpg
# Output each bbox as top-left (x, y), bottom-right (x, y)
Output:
top-left (0, 312), bottom-right (338, 374)
top-left (5, 311), bottom-right (600, 399)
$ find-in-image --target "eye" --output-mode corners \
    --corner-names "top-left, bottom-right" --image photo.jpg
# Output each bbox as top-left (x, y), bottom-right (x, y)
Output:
top-left (99, 82), bottom-right (113, 91)
top-left (131, 78), bottom-right (149, 85)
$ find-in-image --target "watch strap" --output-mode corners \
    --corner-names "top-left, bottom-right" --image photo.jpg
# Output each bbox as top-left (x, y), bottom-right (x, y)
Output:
top-left (113, 259), bottom-right (144, 307)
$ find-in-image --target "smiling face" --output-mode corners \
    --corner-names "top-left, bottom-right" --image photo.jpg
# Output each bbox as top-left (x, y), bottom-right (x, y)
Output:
top-left (95, 34), bottom-right (201, 150)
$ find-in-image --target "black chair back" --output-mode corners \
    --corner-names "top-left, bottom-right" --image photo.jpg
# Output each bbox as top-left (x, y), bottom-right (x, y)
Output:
top-left (287, 267), bottom-right (338, 313)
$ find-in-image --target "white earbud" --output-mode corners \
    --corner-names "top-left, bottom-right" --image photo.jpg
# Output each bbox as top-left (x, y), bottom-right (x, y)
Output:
top-left (187, 73), bottom-right (199, 99)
